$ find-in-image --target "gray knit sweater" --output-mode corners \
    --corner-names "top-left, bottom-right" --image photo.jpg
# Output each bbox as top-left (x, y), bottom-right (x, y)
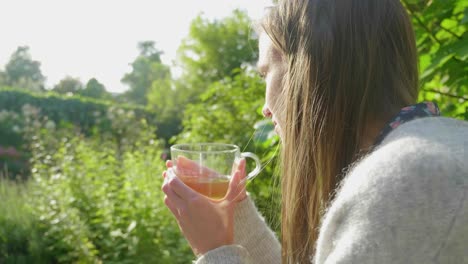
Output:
top-left (196, 117), bottom-right (468, 264)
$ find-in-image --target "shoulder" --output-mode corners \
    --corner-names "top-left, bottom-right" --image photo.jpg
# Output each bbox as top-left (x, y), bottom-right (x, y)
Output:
top-left (315, 117), bottom-right (468, 263)
top-left (381, 116), bottom-right (468, 154)
top-left (337, 116), bottom-right (467, 213)
top-left (339, 117), bottom-right (467, 200)
top-left (359, 117), bottom-right (467, 188)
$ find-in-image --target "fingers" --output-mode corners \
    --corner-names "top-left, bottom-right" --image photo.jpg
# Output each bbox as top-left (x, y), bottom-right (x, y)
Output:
top-left (164, 193), bottom-right (180, 218)
top-left (237, 159), bottom-right (246, 179)
top-left (177, 156), bottom-right (220, 177)
top-left (166, 176), bottom-right (198, 201)
top-left (226, 171), bottom-right (246, 202)
top-left (175, 156), bottom-right (200, 176)
top-left (162, 179), bottom-right (185, 205)
top-left (163, 169), bottom-right (176, 181)
top-left (225, 159), bottom-right (247, 201)
top-left (162, 178), bottom-right (188, 221)
top-left (163, 160), bottom-right (174, 179)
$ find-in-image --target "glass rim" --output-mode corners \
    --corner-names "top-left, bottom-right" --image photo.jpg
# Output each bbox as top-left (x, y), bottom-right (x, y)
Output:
top-left (170, 143), bottom-right (239, 154)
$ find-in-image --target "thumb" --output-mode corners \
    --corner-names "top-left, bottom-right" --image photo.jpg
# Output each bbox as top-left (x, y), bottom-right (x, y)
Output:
top-left (225, 159), bottom-right (247, 202)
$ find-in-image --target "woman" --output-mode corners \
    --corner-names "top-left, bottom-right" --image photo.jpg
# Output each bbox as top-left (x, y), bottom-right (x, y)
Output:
top-left (162, 0), bottom-right (468, 263)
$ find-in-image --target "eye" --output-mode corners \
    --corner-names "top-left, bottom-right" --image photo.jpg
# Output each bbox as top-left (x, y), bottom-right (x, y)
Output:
top-left (259, 71), bottom-right (266, 79)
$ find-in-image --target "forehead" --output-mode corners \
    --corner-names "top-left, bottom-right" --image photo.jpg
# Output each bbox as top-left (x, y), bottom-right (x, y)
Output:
top-left (258, 33), bottom-right (283, 68)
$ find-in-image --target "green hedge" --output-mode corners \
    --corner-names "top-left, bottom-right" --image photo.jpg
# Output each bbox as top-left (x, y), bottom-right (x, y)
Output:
top-left (0, 87), bottom-right (150, 134)
top-left (0, 87), bottom-right (182, 142)
top-left (0, 87), bottom-right (182, 179)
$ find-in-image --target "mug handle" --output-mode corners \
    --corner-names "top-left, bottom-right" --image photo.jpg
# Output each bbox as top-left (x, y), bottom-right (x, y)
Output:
top-left (240, 152), bottom-right (261, 181)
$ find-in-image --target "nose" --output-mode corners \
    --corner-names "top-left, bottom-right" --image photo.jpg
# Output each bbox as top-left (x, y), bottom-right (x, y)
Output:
top-left (262, 105), bottom-right (272, 118)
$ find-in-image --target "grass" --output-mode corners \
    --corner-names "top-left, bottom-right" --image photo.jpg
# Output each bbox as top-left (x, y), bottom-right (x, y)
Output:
top-left (0, 175), bottom-right (37, 262)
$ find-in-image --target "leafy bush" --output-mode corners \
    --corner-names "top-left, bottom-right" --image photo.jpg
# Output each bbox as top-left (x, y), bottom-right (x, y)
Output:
top-left (0, 105), bottom-right (193, 263)
top-left (22, 108), bottom-right (193, 263)
top-left (0, 177), bottom-right (54, 263)
top-left (406, 0), bottom-right (468, 120)
top-left (0, 106), bottom-right (39, 179)
top-left (0, 88), bottom-right (182, 179)
top-left (0, 109), bottom-right (27, 178)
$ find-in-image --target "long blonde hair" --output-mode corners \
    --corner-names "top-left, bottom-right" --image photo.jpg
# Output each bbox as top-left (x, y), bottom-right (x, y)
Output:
top-left (261, 0), bottom-right (418, 262)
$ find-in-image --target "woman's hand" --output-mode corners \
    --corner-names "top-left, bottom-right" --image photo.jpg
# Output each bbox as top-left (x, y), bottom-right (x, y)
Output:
top-left (161, 158), bottom-right (247, 256)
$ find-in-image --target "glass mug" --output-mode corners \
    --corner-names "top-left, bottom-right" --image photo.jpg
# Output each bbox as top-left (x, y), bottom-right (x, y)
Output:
top-left (167, 143), bottom-right (261, 200)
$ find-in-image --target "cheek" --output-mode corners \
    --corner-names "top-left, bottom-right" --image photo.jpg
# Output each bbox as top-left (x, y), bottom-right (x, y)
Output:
top-left (265, 83), bottom-right (277, 116)
top-left (265, 73), bottom-right (285, 114)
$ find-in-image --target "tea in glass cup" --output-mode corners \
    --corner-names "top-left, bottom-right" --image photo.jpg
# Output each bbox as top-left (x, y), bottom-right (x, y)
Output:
top-left (168, 143), bottom-right (261, 200)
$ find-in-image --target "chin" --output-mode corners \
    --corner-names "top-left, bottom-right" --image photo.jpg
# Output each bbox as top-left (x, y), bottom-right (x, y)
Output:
top-left (274, 125), bottom-right (282, 138)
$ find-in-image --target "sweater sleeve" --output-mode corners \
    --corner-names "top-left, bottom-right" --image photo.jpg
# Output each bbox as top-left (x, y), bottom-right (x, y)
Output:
top-left (195, 195), bottom-right (282, 264)
top-left (314, 137), bottom-right (468, 264)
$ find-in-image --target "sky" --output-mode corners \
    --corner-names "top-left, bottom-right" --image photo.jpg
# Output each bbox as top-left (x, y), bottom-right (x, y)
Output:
top-left (0, 0), bottom-right (272, 93)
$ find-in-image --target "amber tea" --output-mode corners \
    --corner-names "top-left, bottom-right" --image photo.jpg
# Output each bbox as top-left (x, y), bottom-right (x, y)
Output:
top-left (170, 143), bottom-right (261, 200)
top-left (180, 175), bottom-right (230, 200)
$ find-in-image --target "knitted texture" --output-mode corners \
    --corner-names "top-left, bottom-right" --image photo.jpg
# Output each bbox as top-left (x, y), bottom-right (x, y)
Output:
top-left (195, 117), bottom-right (468, 263)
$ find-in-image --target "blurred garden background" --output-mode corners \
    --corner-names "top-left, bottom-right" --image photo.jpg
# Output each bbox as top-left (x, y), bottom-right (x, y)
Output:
top-left (0, 0), bottom-right (467, 263)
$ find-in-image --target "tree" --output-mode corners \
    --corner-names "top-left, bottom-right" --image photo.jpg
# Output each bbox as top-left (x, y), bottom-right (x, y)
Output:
top-left (177, 67), bottom-right (265, 145)
top-left (4, 46), bottom-right (46, 91)
top-left (52, 76), bottom-right (83, 95)
top-left (146, 77), bottom-right (185, 143)
top-left (147, 79), bottom-right (175, 119)
top-left (403, 0), bottom-right (468, 120)
top-left (137, 41), bottom-right (163, 61)
top-left (0, 72), bottom-right (8, 86)
top-left (145, 10), bottom-right (261, 144)
top-left (121, 41), bottom-right (171, 105)
top-left (176, 9), bottom-right (259, 101)
top-left (80, 78), bottom-right (111, 100)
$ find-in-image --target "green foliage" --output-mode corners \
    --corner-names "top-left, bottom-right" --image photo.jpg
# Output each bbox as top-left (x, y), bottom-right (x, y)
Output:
top-left (0, 110), bottom-right (27, 178)
top-left (30, 116), bottom-right (192, 263)
top-left (121, 41), bottom-right (183, 141)
top-left (147, 79), bottom-right (175, 121)
top-left (0, 107), bottom-right (193, 263)
top-left (81, 78), bottom-right (111, 100)
top-left (403, 0), bottom-right (468, 120)
top-left (121, 41), bottom-right (171, 105)
top-left (1, 46), bottom-right (45, 92)
top-left (0, 88), bottom-right (163, 179)
top-left (50, 76), bottom-right (110, 100)
top-left (0, 87), bottom-right (182, 146)
top-left (0, 178), bottom-right (54, 263)
top-left (152, 8), bottom-right (262, 150)
top-left (176, 9), bottom-right (259, 100)
top-left (146, 78), bottom-right (184, 142)
top-left (178, 67), bottom-right (265, 145)
top-left (52, 76), bottom-right (84, 95)
top-left (0, 87), bottom-right (149, 134)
